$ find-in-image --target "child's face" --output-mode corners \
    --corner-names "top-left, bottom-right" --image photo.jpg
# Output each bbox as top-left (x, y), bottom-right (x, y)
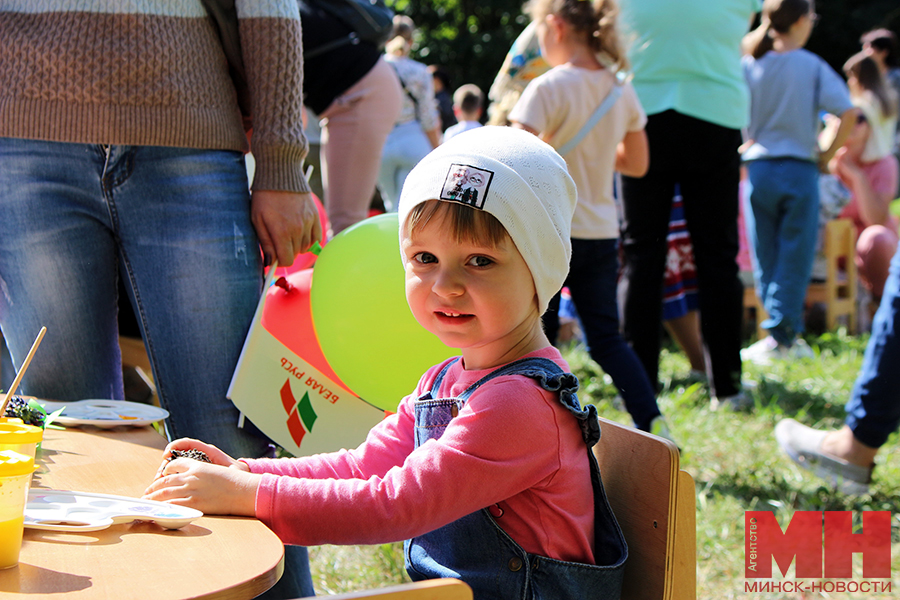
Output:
top-left (402, 208), bottom-right (542, 371)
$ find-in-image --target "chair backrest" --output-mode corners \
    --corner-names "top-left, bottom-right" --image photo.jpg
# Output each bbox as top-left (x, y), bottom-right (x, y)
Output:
top-left (297, 579), bottom-right (473, 600)
top-left (806, 218), bottom-right (858, 332)
top-left (593, 418), bottom-right (696, 600)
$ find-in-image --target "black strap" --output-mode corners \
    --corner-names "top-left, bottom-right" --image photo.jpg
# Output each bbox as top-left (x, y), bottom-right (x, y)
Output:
top-left (389, 63), bottom-right (419, 112)
top-left (200, 0), bottom-right (250, 124)
top-left (306, 32), bottom-right (361, 60)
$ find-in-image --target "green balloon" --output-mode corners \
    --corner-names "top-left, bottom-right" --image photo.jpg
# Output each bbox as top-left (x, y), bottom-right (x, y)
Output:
top-left (310, 213), bottom-right (456, 411)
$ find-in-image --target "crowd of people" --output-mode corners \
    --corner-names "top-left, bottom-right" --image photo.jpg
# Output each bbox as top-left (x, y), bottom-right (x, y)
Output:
top-left (1, 0), bottom-right (899, 597)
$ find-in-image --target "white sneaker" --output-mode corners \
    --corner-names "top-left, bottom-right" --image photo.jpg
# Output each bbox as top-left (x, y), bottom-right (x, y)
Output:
top-left (741, 336), bottom-right (814, 366)
top-left (740, 336), bottom-right (784, 366)
top-left (774, 419), bottom-right (872, 495)
top-left (788, 338), bottom-right (814, 360)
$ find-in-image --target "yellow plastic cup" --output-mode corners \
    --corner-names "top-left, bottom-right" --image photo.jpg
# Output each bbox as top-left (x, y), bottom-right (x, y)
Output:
top-left (0, 423), bottom-right (43, 462)
top-left (0, 450), bottom-right (34, 569)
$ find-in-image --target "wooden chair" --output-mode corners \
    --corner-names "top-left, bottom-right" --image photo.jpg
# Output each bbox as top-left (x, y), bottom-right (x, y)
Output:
top-left (743, 285), bottom-right (767, 341)
top-left (296, 578), bottom-right (472, 600)
top-left (806, 218), bottom-right (857, 333)
top-left (118, 335), bottom-right (159, 406)
top-left (294, 420), bottom-right (693, 600)
top-left (593, 417), bottom-right (696, 600)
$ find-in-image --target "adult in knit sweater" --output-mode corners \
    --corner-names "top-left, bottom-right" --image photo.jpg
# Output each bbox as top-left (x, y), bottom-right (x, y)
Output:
top-left (0, 5), bottom-right (319, 595)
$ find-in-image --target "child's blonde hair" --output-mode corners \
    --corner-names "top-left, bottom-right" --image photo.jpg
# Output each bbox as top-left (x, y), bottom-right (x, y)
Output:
top-left (743, 0), bottom-right (812, 59)
top-left (525, 0), bottom-right (628, 72)
top-left (405, 199), bottom-right (509, 248)
top-left (844, 51), bottom-right (899, 119)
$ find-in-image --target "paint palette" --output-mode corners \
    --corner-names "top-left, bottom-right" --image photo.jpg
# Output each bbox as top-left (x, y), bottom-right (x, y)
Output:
top-left (24, 489), bottom-right (202, 532)
top-left (37, 399), bottom-right (169, 428)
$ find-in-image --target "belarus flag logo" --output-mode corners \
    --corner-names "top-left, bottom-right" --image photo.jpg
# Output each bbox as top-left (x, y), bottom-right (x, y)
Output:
top-left (281, 379), bottom-right (318, 447)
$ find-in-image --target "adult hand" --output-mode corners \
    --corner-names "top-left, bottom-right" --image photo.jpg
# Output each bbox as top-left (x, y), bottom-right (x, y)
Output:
top-left (251, 190), bottom-right (323, 267)
top-left (143, 458), bottom-right (261, 517)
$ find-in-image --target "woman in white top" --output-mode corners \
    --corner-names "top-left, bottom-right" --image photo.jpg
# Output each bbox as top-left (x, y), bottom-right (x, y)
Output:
top-left (377, 16), bottom-right (441, 211)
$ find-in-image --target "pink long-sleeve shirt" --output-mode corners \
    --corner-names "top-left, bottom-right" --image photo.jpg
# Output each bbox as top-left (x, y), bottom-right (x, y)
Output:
top-left (243, 346), bottom-right (596, 564)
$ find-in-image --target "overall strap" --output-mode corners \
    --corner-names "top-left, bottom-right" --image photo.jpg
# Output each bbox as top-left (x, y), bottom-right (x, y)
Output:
top-left (557, 85), bottom-right (623, 157)
top-left (425, 357), bottom-right (461, 398)
top-left (457, 357), bottom-right (601, 447)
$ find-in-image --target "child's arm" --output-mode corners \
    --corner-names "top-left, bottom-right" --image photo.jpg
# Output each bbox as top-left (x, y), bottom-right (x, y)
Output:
top-left (511, 121), bottom-right (540, 136)
top-left (615, 130), bottom-right (649, 177)
top-left (819, 107), bottom-right (859, 172)
top-left (143, 441), bottom-right (261, 516)
top-left (144, 461), bottom-right (261, 517)
top-left (250, 381), bottom-right (568, 547)
top-left (243, 405), bottom-right (415, 481)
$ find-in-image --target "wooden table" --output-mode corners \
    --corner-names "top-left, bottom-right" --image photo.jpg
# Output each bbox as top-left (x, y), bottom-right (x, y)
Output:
top-left (0, 426), bottom-right (284, 599)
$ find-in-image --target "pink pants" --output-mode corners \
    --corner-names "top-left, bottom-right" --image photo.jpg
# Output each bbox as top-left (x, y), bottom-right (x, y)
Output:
top-left (319, 57), bottom-right (403, 235)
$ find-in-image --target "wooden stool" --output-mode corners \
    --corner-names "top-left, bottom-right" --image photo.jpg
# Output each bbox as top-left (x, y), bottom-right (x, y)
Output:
top-left (806, 218), bottom-right (857, 334)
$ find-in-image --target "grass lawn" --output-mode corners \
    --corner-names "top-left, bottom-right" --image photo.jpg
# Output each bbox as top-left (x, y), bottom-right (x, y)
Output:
top-left (307, 330), bottom-right (900, 598)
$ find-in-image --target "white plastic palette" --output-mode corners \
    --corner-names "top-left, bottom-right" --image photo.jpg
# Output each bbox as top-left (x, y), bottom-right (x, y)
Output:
top-left (38, 399), bottom-right (169, 428)
top-left (24, 489), bottom-right (202, 532)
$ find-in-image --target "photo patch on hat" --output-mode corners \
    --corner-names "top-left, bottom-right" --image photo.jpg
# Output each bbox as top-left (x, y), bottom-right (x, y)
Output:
top-left (439, 164), bottom-right (494, 210)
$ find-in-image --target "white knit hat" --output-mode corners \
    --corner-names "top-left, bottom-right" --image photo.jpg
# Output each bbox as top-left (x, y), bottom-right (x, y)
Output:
top-left (397, 126), bottom-right (576, 314)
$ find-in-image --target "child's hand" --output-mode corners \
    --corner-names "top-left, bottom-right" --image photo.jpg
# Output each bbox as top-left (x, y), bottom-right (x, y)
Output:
top-left (153, 438), bottom-right (246, 480)
top-left (830, 147), bottom-right (863, 182)
top-left (143, 458), bottom-right (261, 517)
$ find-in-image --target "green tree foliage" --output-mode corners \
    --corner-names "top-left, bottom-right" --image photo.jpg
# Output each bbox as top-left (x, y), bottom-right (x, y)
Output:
top-left (389, 0), bottom-right (529, 104)
top-left (392, 0), bottom-right (900, 111)
top-left (794, 1), bottom-right (900, 73)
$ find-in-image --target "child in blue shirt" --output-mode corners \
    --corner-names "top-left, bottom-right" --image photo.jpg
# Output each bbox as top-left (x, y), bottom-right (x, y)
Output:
top-left (740, 0), bottom-right (858, 365)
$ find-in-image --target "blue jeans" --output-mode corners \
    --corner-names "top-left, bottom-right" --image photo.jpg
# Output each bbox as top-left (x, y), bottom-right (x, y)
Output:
top-left (844, 245), bottom-right (900, 448)
top-left (0, 139), bottom-right (272, 456)
top-left (543, 239), bottom-right (660, 430)
top-left (0, 138), bottom-right (316, 598)
top-left (744, 159), bottom-right (820, 346)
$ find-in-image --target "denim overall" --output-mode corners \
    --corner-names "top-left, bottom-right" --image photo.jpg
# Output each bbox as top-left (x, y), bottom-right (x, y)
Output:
top-left (405, 357), bottom-right (627, 600)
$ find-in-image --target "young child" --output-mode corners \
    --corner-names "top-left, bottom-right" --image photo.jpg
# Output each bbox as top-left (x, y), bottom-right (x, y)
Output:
top-left (144, 126), bottom-right (627, 600)
top-left (442, 84), bottom-right (484, 142)
top-left (830, 52), bottom-right (899, 301)
top-left (507, 0), bottom-right (669, 437)
top-left (739, 0), bottom-right (858, 365)
top-left (844, 52), bottom-right (900, 166)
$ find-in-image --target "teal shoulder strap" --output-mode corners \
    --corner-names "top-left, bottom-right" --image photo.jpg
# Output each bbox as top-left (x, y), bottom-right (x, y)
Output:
top-left (557, 85), bottom-right (623, 157)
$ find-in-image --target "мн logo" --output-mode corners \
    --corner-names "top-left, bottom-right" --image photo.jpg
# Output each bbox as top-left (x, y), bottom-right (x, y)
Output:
top-left (745, 511), bottom-right (891, 579)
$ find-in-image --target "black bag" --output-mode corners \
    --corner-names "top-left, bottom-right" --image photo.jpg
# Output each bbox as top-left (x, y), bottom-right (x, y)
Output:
top-left (305, 0), bottom-right (395, 59)
top-left (200, 0), bottom-right (252, 129)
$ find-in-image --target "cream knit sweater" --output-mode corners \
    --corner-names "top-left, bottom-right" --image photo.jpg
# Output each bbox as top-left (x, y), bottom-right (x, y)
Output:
top-left (0, 0), bottom-right (309, 193)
